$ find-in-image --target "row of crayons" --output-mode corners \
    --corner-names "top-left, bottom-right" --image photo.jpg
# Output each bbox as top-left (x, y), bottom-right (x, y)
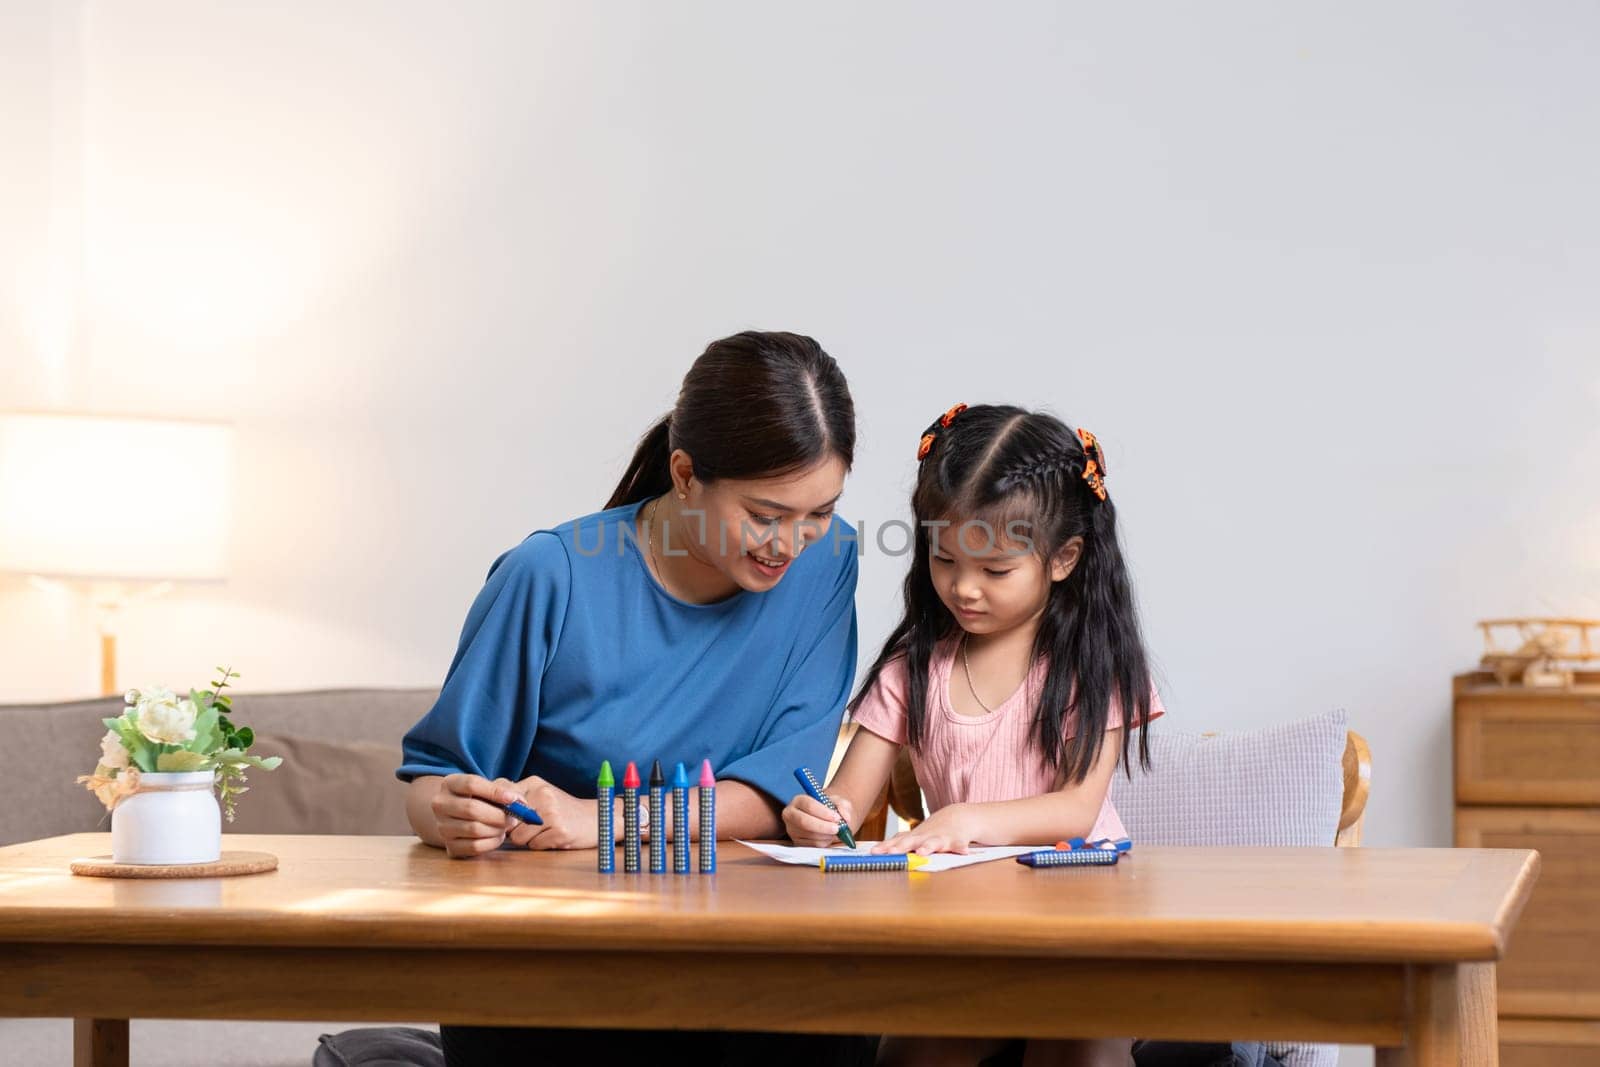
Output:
top-left (598, 758), bottom-right (717, 875)
top-left (491, 759), bottom-right (717, 873)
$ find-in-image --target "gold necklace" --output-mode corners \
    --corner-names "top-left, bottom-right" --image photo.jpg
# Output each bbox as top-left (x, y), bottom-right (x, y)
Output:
top-left (961, 633), bottom-right (998, 714)
top-left (646, 497), bottom-right (664, 586)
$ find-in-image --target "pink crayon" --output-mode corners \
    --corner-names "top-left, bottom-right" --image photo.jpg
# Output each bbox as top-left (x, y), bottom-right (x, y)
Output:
top-left (697, 760), bottom-right (716, 874)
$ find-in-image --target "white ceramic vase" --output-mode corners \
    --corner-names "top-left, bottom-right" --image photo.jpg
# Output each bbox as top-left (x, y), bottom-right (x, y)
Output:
top-left (111, 770), bottom-right (222, 865)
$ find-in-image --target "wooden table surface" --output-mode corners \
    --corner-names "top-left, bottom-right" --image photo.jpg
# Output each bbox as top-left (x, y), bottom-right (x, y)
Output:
top-left (0, 834), bottom-right (1541, 1066)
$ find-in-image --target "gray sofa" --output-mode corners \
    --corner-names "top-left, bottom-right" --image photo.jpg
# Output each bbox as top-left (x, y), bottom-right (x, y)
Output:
top-left (0, 687), bottom-right (440, 1066)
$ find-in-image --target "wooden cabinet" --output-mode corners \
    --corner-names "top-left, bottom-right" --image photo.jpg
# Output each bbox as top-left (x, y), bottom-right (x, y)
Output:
top-left (1455, 671), bottom-right (1600, 1063)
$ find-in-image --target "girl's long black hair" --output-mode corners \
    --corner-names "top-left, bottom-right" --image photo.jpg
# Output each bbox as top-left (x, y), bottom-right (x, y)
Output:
top-left (606, 331), bottom-right (855, 508)
top-left (849, 405), bottom-right (1153, 782)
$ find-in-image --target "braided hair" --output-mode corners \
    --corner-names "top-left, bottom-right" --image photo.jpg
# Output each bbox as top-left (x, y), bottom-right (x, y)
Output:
top-left (849, 404), bottom-right (1152, 782)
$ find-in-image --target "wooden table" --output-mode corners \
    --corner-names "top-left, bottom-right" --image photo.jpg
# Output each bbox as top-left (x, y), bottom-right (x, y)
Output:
top-left (0, 834), bottom-right (1538, 1066)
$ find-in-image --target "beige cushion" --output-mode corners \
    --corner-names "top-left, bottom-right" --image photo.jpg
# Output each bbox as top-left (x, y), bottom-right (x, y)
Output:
top-left (225, 732), bottom-right (414, 837)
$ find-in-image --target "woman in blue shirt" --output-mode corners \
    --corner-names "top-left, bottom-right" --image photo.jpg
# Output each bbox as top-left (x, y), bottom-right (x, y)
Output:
top-left (399, 331), bottom-right (875, 1065)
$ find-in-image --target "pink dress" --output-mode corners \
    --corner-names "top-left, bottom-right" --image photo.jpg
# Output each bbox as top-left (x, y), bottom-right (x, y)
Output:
top-left (850, 637), bottom-right (1164, 842)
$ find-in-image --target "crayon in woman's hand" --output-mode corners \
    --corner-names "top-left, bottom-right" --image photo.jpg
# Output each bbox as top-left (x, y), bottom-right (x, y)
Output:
top-left (494, 797), bottom-right (542, 825)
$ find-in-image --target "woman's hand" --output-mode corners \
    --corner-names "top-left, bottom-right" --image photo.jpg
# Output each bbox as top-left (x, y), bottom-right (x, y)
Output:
top-left (782, 792), bottom-right (857, 848)
top-left (504, 776), bottom-right (598, 850)
top-left (430, 773), bottom-right (524, 858)
top-left (874, 803), bottom-right (982, 856)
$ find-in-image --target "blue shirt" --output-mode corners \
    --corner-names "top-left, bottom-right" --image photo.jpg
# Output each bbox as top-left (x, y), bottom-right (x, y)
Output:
top-left (397, 499), bottom-right (859, 805)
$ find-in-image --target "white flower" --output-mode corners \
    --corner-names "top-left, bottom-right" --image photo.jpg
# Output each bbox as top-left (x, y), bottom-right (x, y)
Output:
top-left (135, 687), bottom-right (198, 745)
top-left (123, 688), bottom-right (140, 706)
top-left (99, 730), bottom-right (130, 770)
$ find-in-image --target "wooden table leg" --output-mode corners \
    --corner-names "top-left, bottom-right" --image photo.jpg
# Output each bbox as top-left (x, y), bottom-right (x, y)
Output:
top-left (1375, 963), bottom-right (1497, 1066)
top-left (73, 1018), bottom-right (128, 1067)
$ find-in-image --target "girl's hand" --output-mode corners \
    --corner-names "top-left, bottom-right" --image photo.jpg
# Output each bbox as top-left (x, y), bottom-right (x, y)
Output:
top-left (782, 793), bottom-right (857, 848)
top-left (874, 804), bottom-right (981, 856)
top-left (432, 773), bottom-right (524, 859)
top-left (504, 776), bottom-right (598, 850)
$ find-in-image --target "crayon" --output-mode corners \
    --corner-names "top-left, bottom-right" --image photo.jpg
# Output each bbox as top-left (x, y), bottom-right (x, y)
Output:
top-left (818, 853), bottom-right (929, 873)
top-left (596, 761), bottom-right (615, 874)
top-left (1017, 848), bottom-right (1120, 868)
top-left (697, 760), bottom-right (716, 874)
top-left (622, 761), bottom-right (641, 873)
top-left (648, 760), bottom-right (667, 875)
top-left (492, 798), bottom-right (543, 825)
top-left (793, 766), bottom-right (857, 849)
top-left (672, 762), bottom-right (691, 874)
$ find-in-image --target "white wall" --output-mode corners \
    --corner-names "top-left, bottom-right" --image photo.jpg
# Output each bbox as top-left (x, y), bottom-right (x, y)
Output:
top-left (4, 0), bottom-right (1599, 860)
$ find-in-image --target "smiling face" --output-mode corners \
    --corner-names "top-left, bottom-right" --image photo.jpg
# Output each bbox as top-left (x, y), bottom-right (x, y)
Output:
top-left (928, 518), bottom-right (1082, 637)
top-left (667, 451), bottom-right (848, 592)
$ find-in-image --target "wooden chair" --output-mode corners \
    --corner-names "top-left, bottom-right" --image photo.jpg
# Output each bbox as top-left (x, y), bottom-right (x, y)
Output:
top-left (856, 728), bottom-right (1372, 849)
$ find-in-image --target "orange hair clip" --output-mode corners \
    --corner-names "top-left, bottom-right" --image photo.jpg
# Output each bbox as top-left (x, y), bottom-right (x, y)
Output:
top-left (1078, 427), bottom-right (1108, 501)
top-left (916, 403), bottom-right (969, 461)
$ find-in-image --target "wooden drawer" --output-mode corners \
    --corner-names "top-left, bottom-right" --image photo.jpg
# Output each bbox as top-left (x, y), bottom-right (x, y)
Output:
top-left (1456, 808), bottom-right (1600, 1019)
top-left (1456, 697), bottom-right (1600, 804)
top-left (1500, 1018), bottom-right (1600, 1066)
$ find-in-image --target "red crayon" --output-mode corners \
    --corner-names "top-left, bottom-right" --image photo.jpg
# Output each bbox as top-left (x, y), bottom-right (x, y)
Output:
top-left (622, 761), bottom-right (642, 873)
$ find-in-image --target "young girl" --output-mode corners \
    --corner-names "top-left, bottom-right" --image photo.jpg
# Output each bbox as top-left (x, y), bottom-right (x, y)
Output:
top-left (783, 403), bottom-right (1163, 1067)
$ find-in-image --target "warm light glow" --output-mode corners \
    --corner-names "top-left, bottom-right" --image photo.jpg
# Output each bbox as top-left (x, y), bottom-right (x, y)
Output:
top-left (0, 412), bottom-right (233, 580)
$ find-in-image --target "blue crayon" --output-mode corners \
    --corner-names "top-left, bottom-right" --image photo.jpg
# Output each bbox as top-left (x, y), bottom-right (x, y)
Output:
top-left (672, 763), bottom-right (691, 874)
top-left (819, 853), bottom-right (929, 872)
top-left (596, 761), bottom-right (615, 874)
top-left (794, 766), bottom-right (857, 849)
top-left (622, 762), bottom-right (641, 873)
top-left (697, 760), bottom-right (716, 874)
top-left (648, 760), bottom-right (667, 874)
top-left (1016, 848), bottom-right (1120, 868)
top-left (493, 798), bottom-right (542, 825)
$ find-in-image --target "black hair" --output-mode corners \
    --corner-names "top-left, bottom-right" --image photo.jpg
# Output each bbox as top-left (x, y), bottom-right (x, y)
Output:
top-left (850, 404), bottom-right (1153, 782)
top-left (606, 331), bottom-right (855, 509)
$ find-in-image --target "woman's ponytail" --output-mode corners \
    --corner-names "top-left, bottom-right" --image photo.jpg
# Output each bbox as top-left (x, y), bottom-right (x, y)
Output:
top-left (605, 414), bottom-right (675, 509)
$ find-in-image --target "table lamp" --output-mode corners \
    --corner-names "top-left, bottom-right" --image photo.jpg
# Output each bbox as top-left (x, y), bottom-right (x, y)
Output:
top-left (0, 412), bottom-right (233, 696)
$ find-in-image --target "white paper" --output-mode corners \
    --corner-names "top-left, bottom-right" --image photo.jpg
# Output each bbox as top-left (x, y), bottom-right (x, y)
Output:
top-left (735, 839), bottom-right (1045, 873)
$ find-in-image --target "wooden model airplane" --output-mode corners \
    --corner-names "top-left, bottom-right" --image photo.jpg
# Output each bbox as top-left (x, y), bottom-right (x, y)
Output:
top-left (1478, 618), bottom-right (1600, 688)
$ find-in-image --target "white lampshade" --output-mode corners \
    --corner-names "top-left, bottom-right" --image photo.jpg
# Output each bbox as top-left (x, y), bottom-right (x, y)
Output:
top-left (0, 412), bottom-right (233, 581)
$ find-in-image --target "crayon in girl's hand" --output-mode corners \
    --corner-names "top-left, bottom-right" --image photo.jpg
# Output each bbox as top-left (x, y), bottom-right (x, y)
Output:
top-left (697, 760), bottom-right (717, 874)
top-left (672, 762), bottom-right (691, 874)
top-left (793, 766), bottom-right (857, 849)
top-left (622, 761), bottom-right (642, 873)
top-left (648, 760), bottom-right (667, 874)
top-left (597, 761), bottom-right (615, 874)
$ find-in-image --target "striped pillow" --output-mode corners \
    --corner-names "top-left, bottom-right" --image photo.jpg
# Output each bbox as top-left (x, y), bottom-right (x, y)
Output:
top-left (1109, 709), bottom-right (1350, 1067)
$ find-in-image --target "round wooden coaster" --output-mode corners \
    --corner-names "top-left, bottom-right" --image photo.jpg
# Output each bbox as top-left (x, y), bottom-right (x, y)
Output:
top-left (70, 850), bottom-right (279, 879)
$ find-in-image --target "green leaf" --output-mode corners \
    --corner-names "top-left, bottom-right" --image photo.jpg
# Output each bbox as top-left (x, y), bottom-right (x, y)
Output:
top-left (234, 726), bottom-right (254, 749)
top-left (186, 700), bottom-right (221, 754)
top-left (107, 716), bottom-right (159, 772)
top-left (217, 751), bottom-right (281, 771)
top-left (156, 750), bottom-right (212, 772)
